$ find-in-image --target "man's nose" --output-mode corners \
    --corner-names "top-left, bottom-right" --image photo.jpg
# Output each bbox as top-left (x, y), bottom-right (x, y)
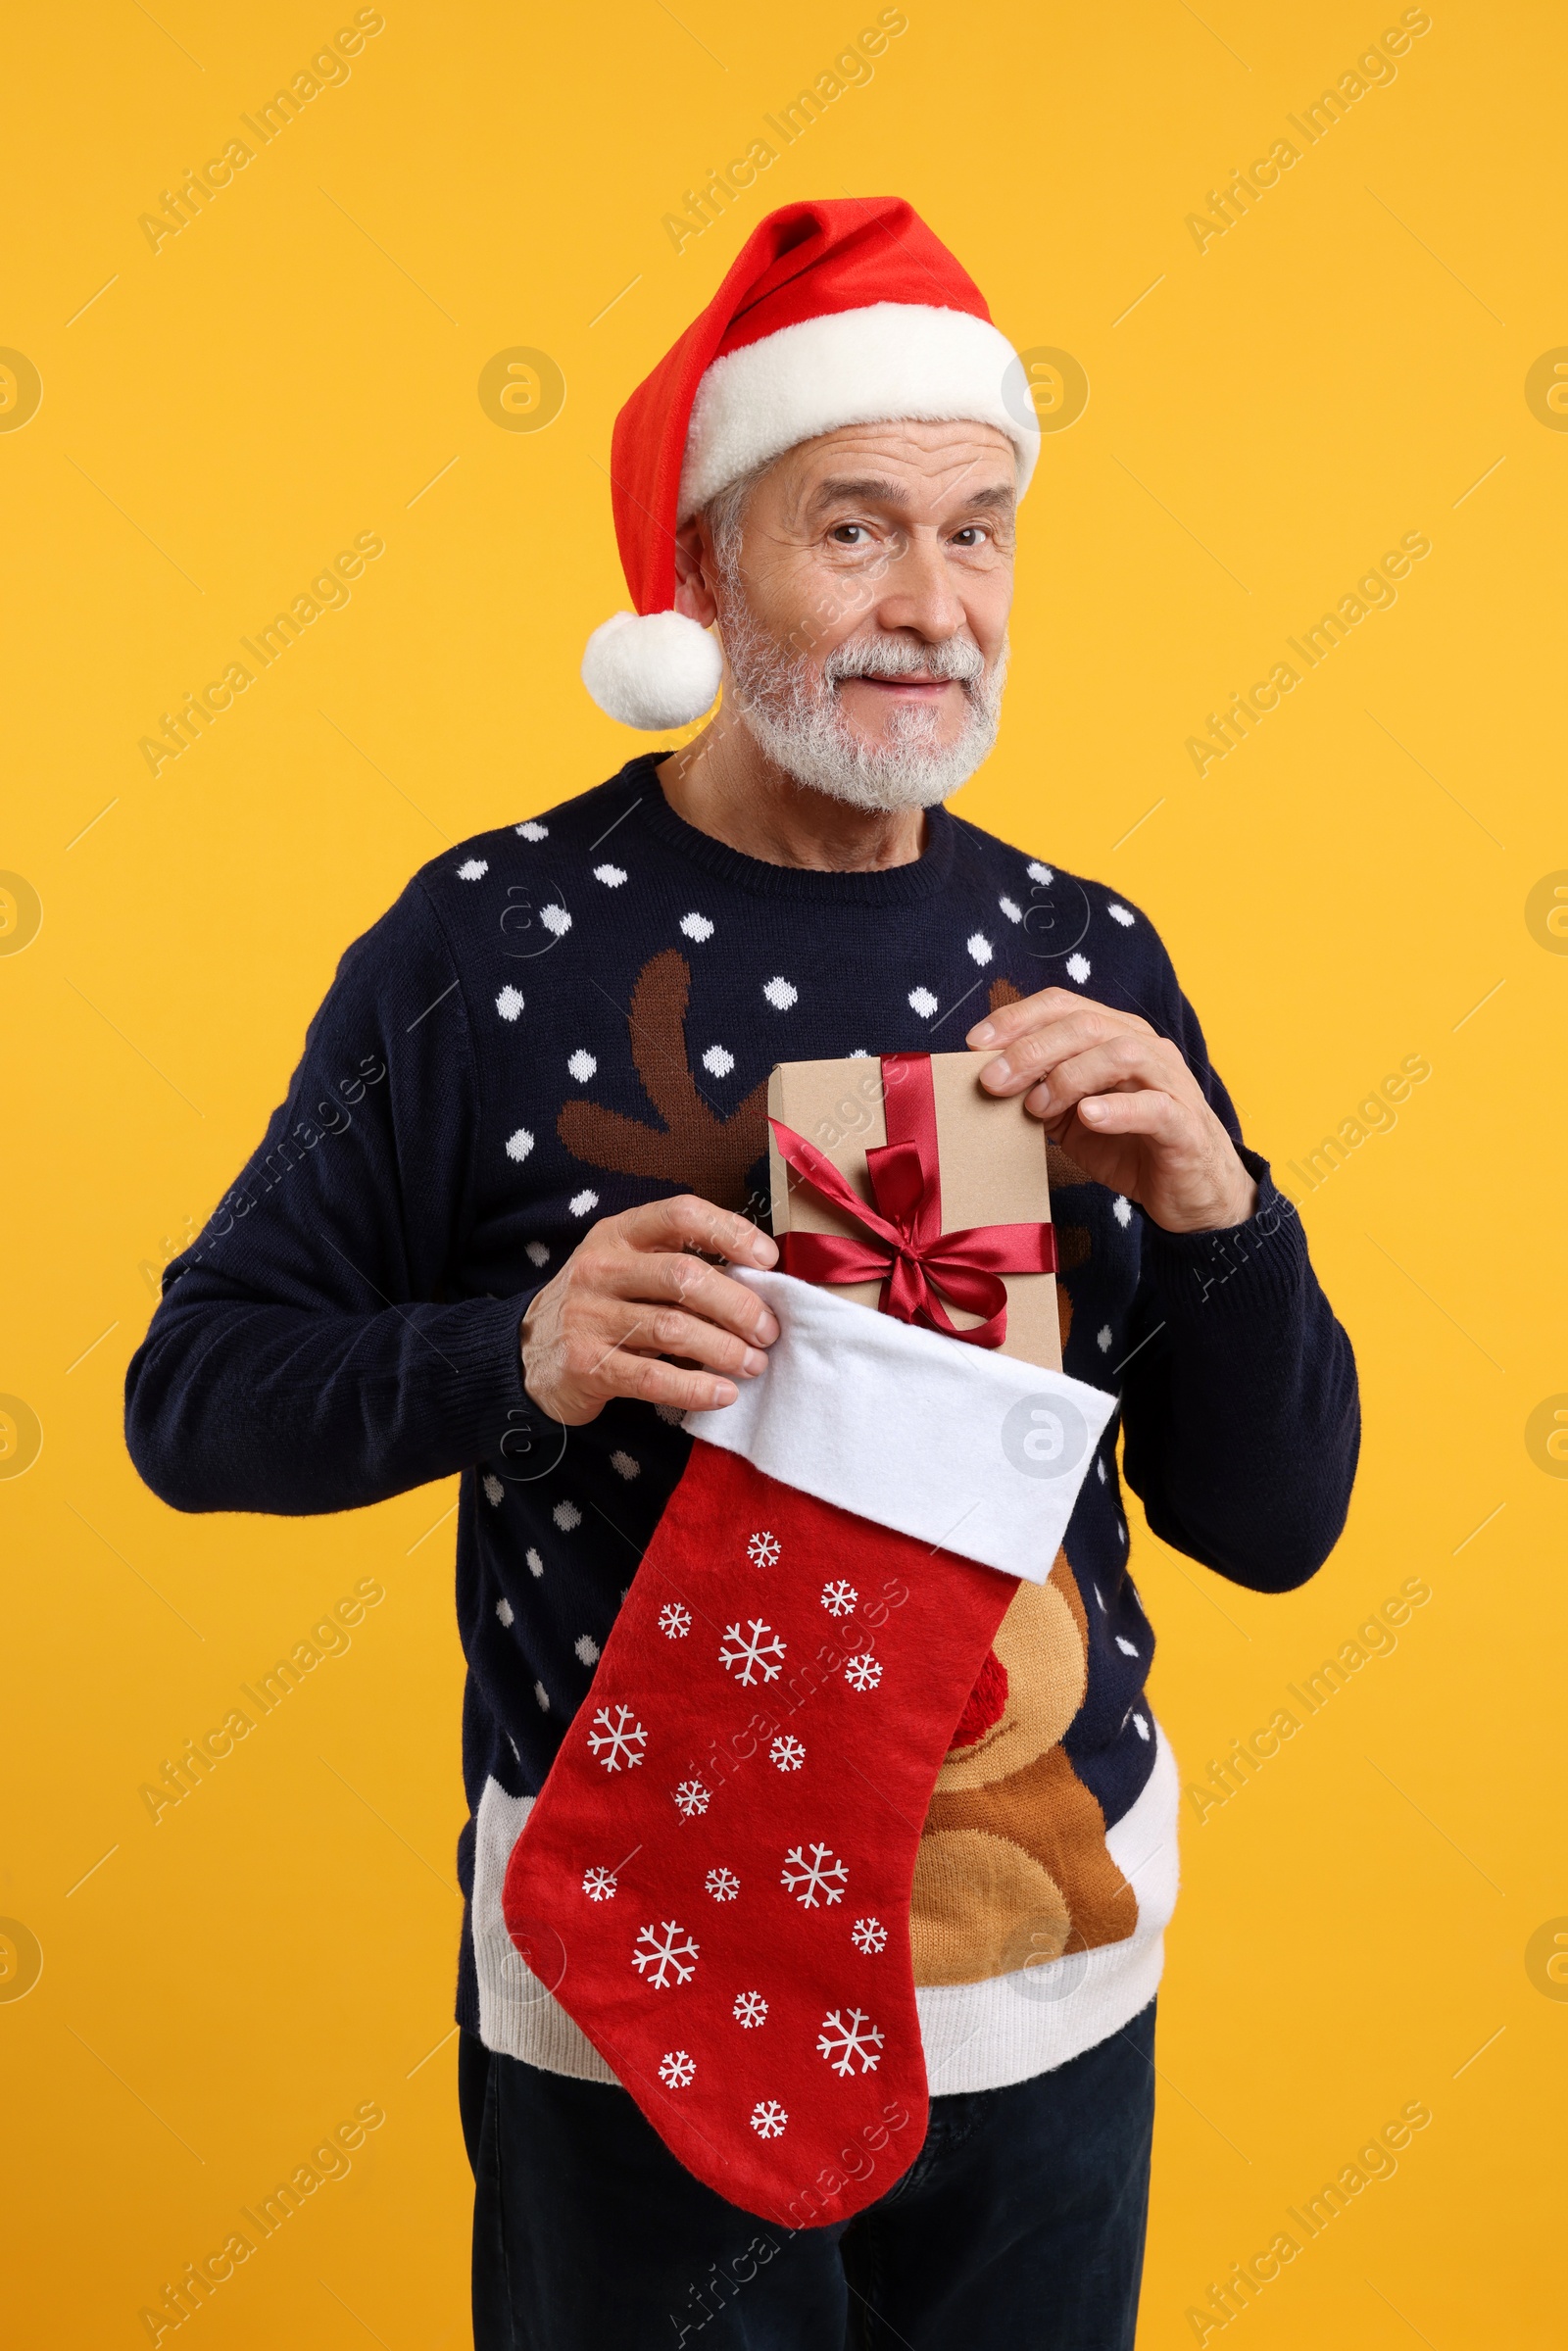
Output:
top-left (867, 529), bottom-right (966, 643)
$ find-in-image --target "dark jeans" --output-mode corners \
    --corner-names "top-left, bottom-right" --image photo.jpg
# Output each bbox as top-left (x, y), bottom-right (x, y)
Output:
top-left (462, 1999), bottom-right (1155, 2350)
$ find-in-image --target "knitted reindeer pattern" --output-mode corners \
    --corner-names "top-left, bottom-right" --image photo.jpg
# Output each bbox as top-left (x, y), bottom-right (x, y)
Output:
top-left (561, 962), bottom-right (1137, 1991)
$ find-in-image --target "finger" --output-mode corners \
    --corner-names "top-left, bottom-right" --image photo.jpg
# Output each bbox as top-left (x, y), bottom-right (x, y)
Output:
top-left (975, 1014), bottom-right (1152, 1097)
top-left (1069, 1089), bottom-right (1188, 1141)
top-left (617, 1194), bottom-right (778, 1268)
top-left (618, 1251), bottom-right (779, 1347)
top-left (1018, 1037), bottom-right (1194, 1119)
top-left (596, 1299), bottom-right (771, 1384)
top-left (595, 1351), bottom-right (741, 1414)
top-left (966, 988), bottom-right (1148, 1051)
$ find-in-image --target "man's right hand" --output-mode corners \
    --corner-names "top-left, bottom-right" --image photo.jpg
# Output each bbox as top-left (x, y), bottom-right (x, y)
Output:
top-left (519, 1196), bottom-right (780, 1426)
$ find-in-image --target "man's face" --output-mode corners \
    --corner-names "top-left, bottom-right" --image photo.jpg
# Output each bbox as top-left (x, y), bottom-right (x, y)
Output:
top-left (699, 418), bottom-right (1017, 810)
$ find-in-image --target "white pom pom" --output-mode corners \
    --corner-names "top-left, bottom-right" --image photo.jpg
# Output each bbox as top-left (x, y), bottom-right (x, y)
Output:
top-left (581, 611), bottom-right (723, 730)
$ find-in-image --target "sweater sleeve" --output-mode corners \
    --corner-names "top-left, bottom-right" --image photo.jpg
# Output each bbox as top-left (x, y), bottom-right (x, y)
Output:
top-left (1114, 959), bottom-right (1360, 1594)
top-left (124, 879), bottom-right (535, 1516)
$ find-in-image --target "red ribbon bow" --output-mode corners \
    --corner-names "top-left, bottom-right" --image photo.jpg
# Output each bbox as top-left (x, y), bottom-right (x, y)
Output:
top-left (769, 1052), bottom-right (1055, 1349)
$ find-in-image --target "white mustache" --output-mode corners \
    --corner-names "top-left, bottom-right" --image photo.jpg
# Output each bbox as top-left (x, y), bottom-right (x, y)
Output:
top-left (823, 636), bottom-right (986, 688)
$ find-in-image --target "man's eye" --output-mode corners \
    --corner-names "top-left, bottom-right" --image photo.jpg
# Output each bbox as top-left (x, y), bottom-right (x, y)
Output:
top-left (953, 526), bottom-right (988, 547)
top-left (829, 523), bottom-right (869, 545)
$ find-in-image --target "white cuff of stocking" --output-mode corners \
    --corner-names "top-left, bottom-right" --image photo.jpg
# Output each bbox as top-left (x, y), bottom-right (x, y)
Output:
top-left (683, 1268), bottom-right (1116, 1586)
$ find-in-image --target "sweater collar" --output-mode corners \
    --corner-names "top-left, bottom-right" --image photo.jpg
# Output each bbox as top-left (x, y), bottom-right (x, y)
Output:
top-left (620, 755), bottom-right (959, 906)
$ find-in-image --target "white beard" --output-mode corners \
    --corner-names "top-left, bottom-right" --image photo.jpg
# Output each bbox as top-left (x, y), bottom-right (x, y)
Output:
top-left (716, 592), bottom-right (1008, 813)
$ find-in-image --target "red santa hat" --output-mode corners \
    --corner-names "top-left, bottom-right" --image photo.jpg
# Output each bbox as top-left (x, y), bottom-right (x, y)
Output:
top-left (582, 196), bottom-right (1040, 730)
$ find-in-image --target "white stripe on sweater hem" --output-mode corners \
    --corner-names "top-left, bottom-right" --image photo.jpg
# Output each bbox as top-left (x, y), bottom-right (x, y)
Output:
top-left (470, 1724), bottom-right (1179, 2095)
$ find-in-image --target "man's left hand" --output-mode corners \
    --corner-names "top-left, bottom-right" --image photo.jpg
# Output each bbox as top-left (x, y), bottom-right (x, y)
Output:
top-left (966, 988), bottom-right (1257, 1235)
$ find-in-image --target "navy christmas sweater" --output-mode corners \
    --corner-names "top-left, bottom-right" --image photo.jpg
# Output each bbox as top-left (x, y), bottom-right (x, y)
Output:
top-left (125, 755), bottom-right (1358, 2083)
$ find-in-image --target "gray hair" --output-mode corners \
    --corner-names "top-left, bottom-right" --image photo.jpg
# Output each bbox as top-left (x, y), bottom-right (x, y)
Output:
top-left (701, 464), bottom-right (769, 591)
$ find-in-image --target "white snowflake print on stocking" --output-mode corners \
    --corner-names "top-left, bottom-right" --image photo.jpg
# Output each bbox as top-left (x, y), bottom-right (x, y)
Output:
top-left (816, 2007), bottom-right (884, 2077)
top-left (781, 1843), bottom-right (848, 1907)
top-left (705, 1867), bottom-right (740, 1902)
top-left (843, 1653), bottom-right (883, 1691)
top-left (585, 1704), bottom-right (646, 1771)
top-left (747, 1531), bottom-right (780, 1570)
top-left (820, 1580), bottom-right (858, 1618)
top-left (672, 1779), bottom-right (710, 1819)
top-left (659, 1601), bottom-right (692, 1640)
top-left (631, 1921), bottom-right (699, 1988)
top-left (580, 1866), bottom-right (617, 1902)
top-left (659, 2050), bottom-right (695, 2089)
top-left (718, 1618), bottom-right (785, 1686)
top-left (851, 1917), bottom-right (888, 1955)
top-left (732, 1990), bottom-right (768, 2028)
top-left (750, 2100), bottom-right (787, 2139)
top-left (769, 1734), bottom-right (806, 1772)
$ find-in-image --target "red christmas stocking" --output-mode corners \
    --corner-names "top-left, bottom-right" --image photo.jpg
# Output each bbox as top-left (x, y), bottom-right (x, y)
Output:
top-left (504, 1269), bottom-right (1115, 2228)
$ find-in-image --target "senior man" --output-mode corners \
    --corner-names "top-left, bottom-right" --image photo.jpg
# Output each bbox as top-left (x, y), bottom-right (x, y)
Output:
top-left (126, 199), bottom-right (1358, 2349)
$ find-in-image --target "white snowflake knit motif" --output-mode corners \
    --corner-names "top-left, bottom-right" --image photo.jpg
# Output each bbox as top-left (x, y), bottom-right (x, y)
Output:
top-left (496, 988), bottom-right (524, 1022)
top-left (751, 2099), bottom-right (787, 2138)
top-left (706, 1866), bottom-right (740, 1902)
top-left (631, 1921), bottom-right (698, 1988)
top-left (747, 1531), bottom-right (780, 1570)
top-left (781, 1843), bottom-right (848, 1908)
top-left (761, 976), bottom-right (798, 1009)
top-left (566, 1049), bottom-right (597, 1082)
top-left (718, 1618), bottom-right (785, 1686)
top-left (816, 2007), bottom-right (884, 2077)
top-left (907, 987), bottom-right (938, 1017)
top-left (580, 1866), bottom-right (617, 1902)
top-left (672, 1779), bottom-right (710, 1819)
top-left (733, 1989), bottom-right (768, 2029)
top-left (1066, 953), bottom-right (1091, 985)
top-left (680, 912), bottom-right (714, 942)
top-left (966, 932), bottom-right (993, 964)
top-left (593, 863), bottom-right (627, 887)
top-left (554, 1500), bottom-right (582, 1530)
top-left (820, 1580), bottom-right (858, 1617)
top-left (659, 2049), bottom-right (695, 2088)
top-left (515, 819), bottom-right (548, 841)
top-left (505, 1127), bottom-right (533, 1161)
top-left (769, 1734), bottom-right (806, 1773)
top-left (843, 1653), bottom-right (883, 1692)
top-left (585, 1704), bottom-right (646, 1771)
top-left (851, 1916), bottom-right (888, 1955)
top-left (540, 904), bottom-right (571, 937)
top-left (702, 1045), bottom-right (735, 1076)
top-left (659, 1600), bottom-right (692, 1640)
top-left (456, 857), bottom-right (488, 880)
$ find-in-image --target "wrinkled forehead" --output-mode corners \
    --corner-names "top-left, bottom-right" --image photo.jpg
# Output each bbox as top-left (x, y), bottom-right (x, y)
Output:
top-left (761, 417), bottom-right (1021, 526)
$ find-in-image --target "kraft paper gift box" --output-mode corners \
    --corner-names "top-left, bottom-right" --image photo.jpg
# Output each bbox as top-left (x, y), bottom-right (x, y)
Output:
top-left (765, 1049), bottom-right (1062, 1373)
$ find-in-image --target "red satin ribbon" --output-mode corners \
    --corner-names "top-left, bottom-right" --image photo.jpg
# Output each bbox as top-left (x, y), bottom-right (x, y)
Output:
top-left (769, 1052), bottom-right (1055, 1349)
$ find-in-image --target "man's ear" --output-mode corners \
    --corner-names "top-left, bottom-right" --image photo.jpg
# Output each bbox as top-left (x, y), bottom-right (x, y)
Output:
top-left (672, 517), bottom-right (719, 628)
